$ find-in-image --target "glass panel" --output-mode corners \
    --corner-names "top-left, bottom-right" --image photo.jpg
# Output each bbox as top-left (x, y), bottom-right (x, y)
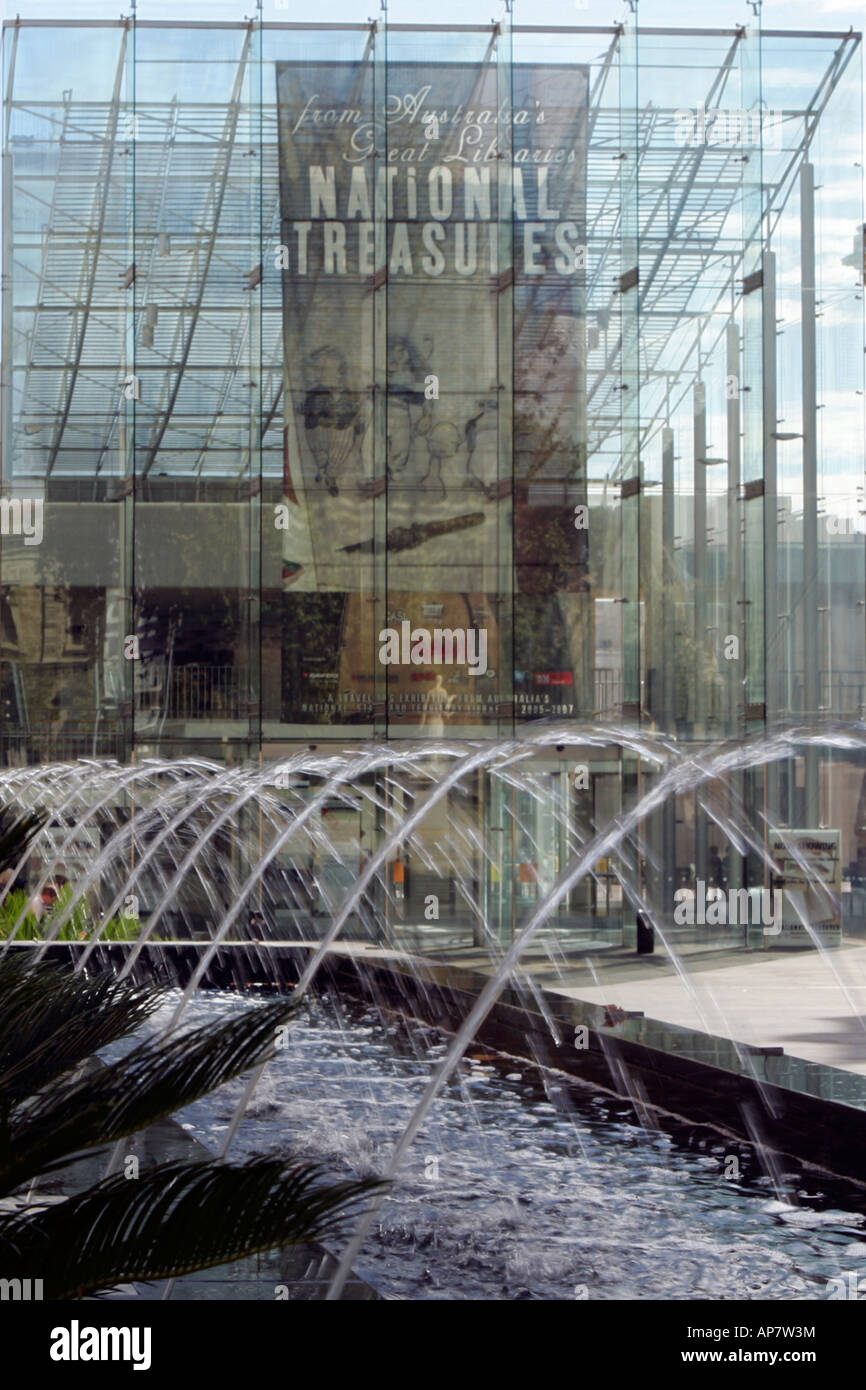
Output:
top-left (2, 22), bottom-right (131, 763)
top-left (0, 14), bottom-right (861, 960)
top-left (131, 24), bottom-right (259, 755)
top-left (264, 24), bottom-right (381, 740)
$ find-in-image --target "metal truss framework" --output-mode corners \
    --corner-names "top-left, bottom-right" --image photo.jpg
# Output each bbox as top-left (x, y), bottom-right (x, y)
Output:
top-left (1, 20), bottom-right (860, 487)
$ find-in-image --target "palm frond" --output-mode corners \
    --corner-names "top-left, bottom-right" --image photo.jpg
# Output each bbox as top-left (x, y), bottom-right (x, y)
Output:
top-left (1, 994), bottom-right (303, 1196)
top-left (0, 1158), bottom-right (385, 1299)
top-left (0, 809), bottom-right (46, 877)
top-left (0, 955), bottom-right (163, 1105)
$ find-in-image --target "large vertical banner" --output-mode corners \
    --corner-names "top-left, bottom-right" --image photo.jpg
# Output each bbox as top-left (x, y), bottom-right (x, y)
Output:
top-left (275, 53), bottom-right (588, 726)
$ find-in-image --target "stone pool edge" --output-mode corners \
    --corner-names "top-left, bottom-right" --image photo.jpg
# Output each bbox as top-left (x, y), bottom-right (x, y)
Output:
top-left (19, 940), bottom-right (866, 1188)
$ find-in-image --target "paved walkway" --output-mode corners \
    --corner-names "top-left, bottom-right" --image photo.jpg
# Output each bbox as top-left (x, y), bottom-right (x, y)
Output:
top-left (561, 942), bottom-right (866, 1077)
top-left (335, 935), bottom-right (866, 1079)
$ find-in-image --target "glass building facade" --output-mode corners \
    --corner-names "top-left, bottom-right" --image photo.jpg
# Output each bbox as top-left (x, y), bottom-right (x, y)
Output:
top-left (1, 16), bottom-right (864, 945)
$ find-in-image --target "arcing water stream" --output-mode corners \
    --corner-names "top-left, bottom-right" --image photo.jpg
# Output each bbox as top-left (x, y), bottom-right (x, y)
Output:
top-left (3, 722), bottom-right (866, 1298)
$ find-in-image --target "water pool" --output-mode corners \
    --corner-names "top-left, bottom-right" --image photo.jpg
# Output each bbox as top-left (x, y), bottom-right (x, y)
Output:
top-left (142, 990), bottom-right (866, 1301)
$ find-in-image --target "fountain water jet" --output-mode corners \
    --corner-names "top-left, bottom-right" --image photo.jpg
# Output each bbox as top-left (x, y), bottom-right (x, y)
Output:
top-left (2, 722), bottom-right (866, 1300)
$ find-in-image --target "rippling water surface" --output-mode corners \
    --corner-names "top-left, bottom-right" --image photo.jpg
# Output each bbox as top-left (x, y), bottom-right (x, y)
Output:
top-left (140, 990), bottom-right (866, 1301)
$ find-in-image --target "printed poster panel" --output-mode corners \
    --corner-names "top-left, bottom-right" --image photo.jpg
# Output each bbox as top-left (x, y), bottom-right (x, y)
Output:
top-left (769, 829), bottom-right (842, 943)
top-left (276, 57), bottom-right (588, 724)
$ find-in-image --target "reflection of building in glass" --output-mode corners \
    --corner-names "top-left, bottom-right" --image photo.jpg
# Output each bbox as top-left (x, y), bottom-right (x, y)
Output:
top-left (0, 17), bottom-right (864, 942)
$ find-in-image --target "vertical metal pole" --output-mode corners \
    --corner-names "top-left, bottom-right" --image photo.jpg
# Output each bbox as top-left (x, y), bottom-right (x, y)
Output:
top-left (1, 149), bottom-right (12, 491)
top-left (661, 424), bottom-right (677, 908)
top-left (801, 161), bottom-right (820, 827)
top-left (125, 20), bottom-right (135, 766)
top-left (726, 323), bottom-right (742, 737)
top-left (258, 748), bottom-right (264, 913)
top-left (1, 24), bottom-right (17, 774)
top-left (694, 381), bottom-right (708, 885)
top-left (474, 768), bottom-right (485, 947)
top-left (662, 426), bottom-right (675, 729)
top-left (247, 15), bottom-right (262, 767)
top-left (383, 770), bottom-right (392, 950)
top-left (372, 18), bottom-right (388, 744)
top-left (762, 249), bottom-right (779, 823)
top-left (510, 781), bottom-right (517, 946)
top-left (1, 24), bottom-right (19, 501)
top-left (694, 380), bottom-right (707, 735)
top-left (726, 321), bottom-right (744, 897)
top-left (1, 133), bottom-right (12, 772)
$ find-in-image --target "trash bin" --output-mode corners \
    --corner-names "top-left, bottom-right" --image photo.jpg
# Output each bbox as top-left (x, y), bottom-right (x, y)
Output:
top-left (636, 910), bottom-right (654, 954)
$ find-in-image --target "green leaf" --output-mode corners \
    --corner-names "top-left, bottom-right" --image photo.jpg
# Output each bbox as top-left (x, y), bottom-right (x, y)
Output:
top-left (1, 993), bottom-right (303, 1195)
top-left (0, 1158), bottom-right (385, 1299)
top-left (0, 810), bottom-right (46, 878)
top-left (0, 955), bottom-right (163, 1106)
top-left (0, 890), bottom-right (39, 940)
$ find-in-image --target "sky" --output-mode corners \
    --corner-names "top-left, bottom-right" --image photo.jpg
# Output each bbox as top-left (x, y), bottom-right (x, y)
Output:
top-left (0, 0), bottom-right (862, 34)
